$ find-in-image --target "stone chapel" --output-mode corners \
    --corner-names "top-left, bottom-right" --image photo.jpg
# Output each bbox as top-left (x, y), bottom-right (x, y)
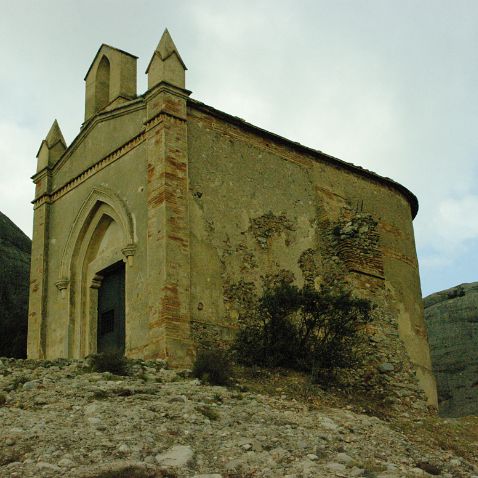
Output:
top-left (27, 30), bottom-right (437, 405)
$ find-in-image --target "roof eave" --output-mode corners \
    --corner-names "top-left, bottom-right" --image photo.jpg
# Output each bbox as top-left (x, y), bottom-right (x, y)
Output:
top-left (187, 98), bottom-right (419, 219)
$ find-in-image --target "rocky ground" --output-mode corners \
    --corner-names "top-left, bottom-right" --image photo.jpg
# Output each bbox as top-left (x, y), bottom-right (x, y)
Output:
top-left (0, 358), bottom-right (477, 478)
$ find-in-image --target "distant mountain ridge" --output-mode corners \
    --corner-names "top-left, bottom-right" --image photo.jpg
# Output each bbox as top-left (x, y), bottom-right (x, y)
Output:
top-left (0, 211), bottom-right (31, 357)
top-left (424, 282), bottom-right (478, 417)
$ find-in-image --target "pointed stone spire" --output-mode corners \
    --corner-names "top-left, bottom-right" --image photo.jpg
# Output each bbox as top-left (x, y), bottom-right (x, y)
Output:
top-left (45, 120), bottom-right (66, 149)
top-left (146, 29), bottom-right (187, 89)
top-left (36, 119), bottom-right (67, 172)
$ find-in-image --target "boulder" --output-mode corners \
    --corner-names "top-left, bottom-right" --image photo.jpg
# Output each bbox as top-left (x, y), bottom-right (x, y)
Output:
top-left (0, 211), bottom-right (31, 357)
top-left (424, 283), bottom-right (478, 417)
top-left (155, 444), bottom-right (194, 469)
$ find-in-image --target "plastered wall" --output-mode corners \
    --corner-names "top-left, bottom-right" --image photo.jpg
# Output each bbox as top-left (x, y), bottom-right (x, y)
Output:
top-left (187, 105), bottom-right (436, 405)
top-left (35, 138), bottom-right (150, 359)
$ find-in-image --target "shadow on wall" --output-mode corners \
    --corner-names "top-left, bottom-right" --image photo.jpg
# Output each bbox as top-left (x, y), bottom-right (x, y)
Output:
top-left (0, 211), bottom-right (31, 358)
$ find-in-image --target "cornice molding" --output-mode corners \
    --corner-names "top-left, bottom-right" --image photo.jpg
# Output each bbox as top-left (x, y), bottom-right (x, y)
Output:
top-left (33, 132), bottom-right (145, 207)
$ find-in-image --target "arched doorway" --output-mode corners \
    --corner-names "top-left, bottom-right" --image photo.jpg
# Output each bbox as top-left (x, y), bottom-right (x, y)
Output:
top-left (79, 212), bottom-right (126, 356)
top-left (59, 187), bottom-right (136, 358)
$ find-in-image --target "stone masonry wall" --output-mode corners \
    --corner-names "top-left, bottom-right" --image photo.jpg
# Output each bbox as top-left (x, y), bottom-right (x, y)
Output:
top-left (187, 104), bottom-right (436, 406)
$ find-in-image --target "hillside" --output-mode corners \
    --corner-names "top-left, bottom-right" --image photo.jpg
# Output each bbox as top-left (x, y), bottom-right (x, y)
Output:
top-left (424, 283), bottom-right (478, 417)
top-left (0, 211), bottom-right (31, 357)
top-left (0, 358), bottom-right (477, 478)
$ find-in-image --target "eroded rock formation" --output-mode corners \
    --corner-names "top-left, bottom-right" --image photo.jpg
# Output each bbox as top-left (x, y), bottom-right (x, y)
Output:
top-left (424, 283), bottom-right (478, 417)
top-left (0, 211), bottom-right (31, 357)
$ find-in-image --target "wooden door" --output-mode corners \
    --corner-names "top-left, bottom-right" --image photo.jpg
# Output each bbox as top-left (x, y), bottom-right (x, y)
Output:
top-left (97, 262), bottom-right (125, 354)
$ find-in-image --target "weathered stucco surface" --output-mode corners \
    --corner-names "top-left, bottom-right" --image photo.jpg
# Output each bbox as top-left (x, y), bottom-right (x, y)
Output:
top-left (186, 105), bottom-right (435, 405)
top-left (41, 143), bottom-right (149, 358)
top-left (28, 31), bottom-right (437, 406)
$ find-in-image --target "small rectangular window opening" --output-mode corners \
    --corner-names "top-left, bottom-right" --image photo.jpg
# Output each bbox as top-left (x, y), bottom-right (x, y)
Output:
top-left (99, 309), bottom-right (115, 336)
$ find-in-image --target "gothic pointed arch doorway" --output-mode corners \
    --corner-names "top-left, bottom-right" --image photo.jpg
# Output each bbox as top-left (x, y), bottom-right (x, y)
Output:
top-left (75, 209), bottom-right (126, 357)
top-left (59, 187), bottom-right (136, 358)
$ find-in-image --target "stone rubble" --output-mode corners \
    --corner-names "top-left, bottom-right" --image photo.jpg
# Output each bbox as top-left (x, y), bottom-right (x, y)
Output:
top-left (0, 358), bottom-right (476, 478)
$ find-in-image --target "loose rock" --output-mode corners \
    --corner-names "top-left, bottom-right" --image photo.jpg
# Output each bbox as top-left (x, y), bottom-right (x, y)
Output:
top-left (0, 358), bottom-right (476, 478)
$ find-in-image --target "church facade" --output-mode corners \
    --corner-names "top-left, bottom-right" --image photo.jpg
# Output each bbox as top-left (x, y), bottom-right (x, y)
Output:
top-left (27, 31), bottom-right (437, 405)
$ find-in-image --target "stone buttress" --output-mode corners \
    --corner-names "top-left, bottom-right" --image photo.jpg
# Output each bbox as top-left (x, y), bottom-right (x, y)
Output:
top-left (28, 121), bottom-right (66, 358)
top-left (144, 30), bottom-right (194, 363)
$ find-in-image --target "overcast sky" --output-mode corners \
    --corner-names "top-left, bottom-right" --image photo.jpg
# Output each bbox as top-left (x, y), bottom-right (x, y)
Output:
top-left (1, 0), bottom-right (477, 297)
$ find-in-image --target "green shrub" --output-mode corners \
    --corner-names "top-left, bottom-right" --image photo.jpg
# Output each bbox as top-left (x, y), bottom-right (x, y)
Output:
top-left (88, 352), bottom-right (128, 376)
top-left (196, 404), bottom-right (220, 420)
top-left (91, 466), bottom-right (174, 478)
top-left (10, 374), bottom-right (29, 390)
top-left (192, 348), bottom-right (233, 386)
top-left (233, 280), bottom-right (374, 382)
top-left (233, 282), bottom-right (301, 368)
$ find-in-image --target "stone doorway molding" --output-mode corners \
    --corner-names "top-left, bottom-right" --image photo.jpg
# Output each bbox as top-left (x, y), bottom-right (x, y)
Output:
top-left (57, 187), bottom-right (136, 357)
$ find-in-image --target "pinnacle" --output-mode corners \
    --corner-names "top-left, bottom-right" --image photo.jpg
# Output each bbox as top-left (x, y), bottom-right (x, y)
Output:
top-left (155, 29), bottom-right (187, 69)
top-left (45, 119), bottom-right (66, 148)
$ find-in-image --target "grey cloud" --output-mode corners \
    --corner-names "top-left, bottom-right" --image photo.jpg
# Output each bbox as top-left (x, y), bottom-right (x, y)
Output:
top-left (1, 0), bottom-right (477, 295)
